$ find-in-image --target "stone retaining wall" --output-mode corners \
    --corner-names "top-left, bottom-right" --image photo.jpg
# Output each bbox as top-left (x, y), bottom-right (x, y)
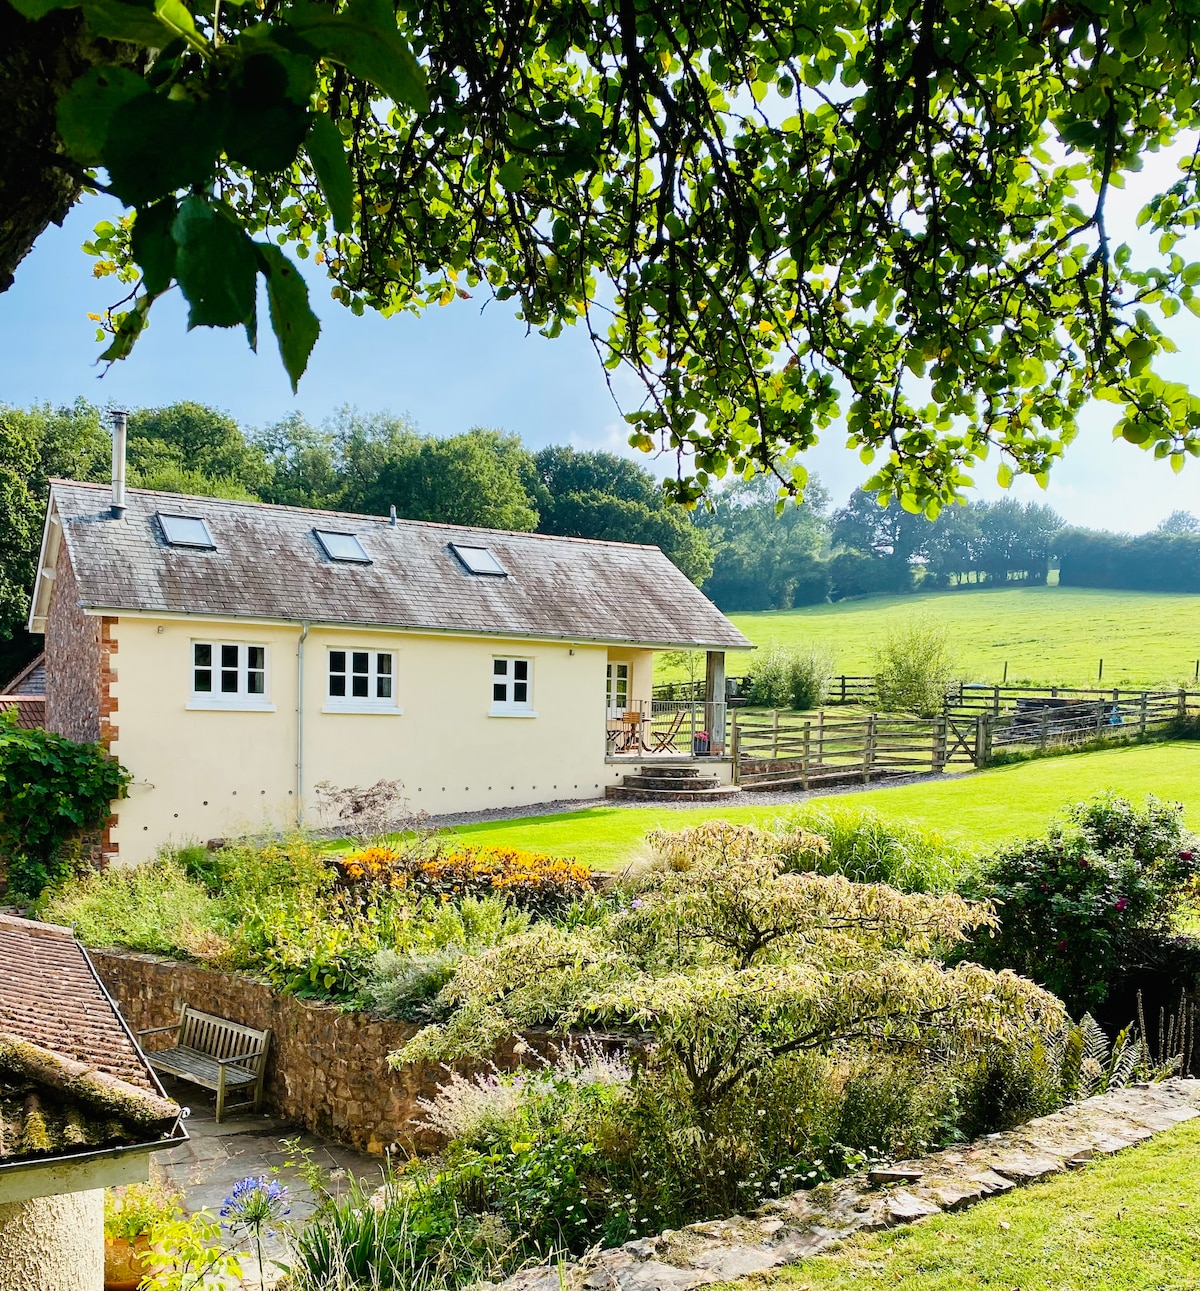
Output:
top-left (91, 950), bottom-right (541, 1157)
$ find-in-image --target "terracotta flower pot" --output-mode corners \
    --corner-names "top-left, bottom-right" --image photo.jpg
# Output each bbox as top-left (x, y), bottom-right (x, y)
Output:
top-left (104, 1234), bottom-right (162, 1291)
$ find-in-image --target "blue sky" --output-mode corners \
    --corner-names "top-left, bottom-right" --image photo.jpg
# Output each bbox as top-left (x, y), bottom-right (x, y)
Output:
top-left (2, 184), bottom-right (1198, 532)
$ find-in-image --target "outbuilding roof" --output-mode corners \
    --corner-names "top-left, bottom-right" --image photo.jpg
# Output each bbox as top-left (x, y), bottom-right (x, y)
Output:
top-left (0, 916), bottom-right (183, 1169)
top-left (33, 482), bottom-right (750, 651)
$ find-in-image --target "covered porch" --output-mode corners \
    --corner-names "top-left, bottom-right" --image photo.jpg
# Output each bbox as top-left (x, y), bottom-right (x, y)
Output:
top-left (605, 649), bottom-right (730, 761)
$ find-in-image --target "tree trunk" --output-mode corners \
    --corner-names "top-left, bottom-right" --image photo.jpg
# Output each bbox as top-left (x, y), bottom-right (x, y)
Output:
top-left (0, 5), bottom-right (139, 291)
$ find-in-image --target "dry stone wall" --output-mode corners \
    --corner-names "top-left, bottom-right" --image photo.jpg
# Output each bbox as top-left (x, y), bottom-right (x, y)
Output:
top-left (91, 950), bottom-right (550, 1156)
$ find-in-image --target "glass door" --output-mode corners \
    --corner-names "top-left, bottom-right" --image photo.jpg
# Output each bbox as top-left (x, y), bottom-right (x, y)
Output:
top-left (606, 662), bottom-right (630, 718)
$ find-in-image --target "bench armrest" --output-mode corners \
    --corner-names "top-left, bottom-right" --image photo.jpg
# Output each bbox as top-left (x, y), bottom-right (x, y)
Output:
top-left (217, 1047), bottom-right (266, 1066)
top-left (136, 1024), bottom-right (179, 1038)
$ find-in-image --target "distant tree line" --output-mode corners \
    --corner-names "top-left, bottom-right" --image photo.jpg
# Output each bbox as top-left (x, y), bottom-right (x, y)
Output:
top-left (701, 487), bottom-right (1200, 611)
top-left (1, 399), bottom-right (1197, 682)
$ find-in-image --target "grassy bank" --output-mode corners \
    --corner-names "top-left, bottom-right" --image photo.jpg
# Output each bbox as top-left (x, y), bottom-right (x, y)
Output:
top-left (717, 1115), bottom-right (1200, 1291)
top-left (447, 741), bottom-right (1200, 869)
top-left (683, 586), bottom-right (1200, 690)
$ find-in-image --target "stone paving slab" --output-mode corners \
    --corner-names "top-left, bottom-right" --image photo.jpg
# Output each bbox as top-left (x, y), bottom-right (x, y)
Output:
top-left (493, 1079), bottom-right (1200, 1291)
top-left (149, 1078), bottom-right (382, 1288)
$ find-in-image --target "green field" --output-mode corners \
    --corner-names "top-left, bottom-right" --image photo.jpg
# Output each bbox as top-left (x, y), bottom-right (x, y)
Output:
top-left (449, 741), bottom-right (1200, 869)
top-left (717, 1117), bottom-right (1200, 1291)
top-left (685, 586), bottom-right (1200, 689)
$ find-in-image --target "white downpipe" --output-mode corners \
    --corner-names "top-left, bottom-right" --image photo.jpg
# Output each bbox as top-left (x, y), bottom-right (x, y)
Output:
top-left (296, 620), bottom-right (309, 828)
top-left (111, 409), bottom-right (128, 518)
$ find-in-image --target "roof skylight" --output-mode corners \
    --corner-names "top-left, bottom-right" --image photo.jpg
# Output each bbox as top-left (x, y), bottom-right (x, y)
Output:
top-left (450, 543), bottom-right (508, 576)
top-left (158, 514), bottom-right (215, 549)
top-left (315, 530), bottom-right (371, 564)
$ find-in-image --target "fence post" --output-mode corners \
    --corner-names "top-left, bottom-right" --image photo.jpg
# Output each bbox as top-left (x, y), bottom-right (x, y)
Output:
top-left (863, 713), bottom-right (877, 783)
top-left (1180, 688), bottom-right (1188, 721)
top-left (1040, 706), bottom-right (1049, 751)
top-left (802, 719), bottom-right (811, 790)
top-left (841, 675), bottom-right (847, 704)
top-left (771, 709), bottom-right (779, 760)
top-left (731, 711), bottom-right (740, 784)
top-left (933, 715), bottom-right (947, 774)
top-left (993, 684), bottom-right (1000, 716)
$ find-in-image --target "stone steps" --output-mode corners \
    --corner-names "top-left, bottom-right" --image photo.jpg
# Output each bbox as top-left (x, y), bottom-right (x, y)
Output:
top-left (606, 783), bottom-right (743, 802)
top-left (607, 762), bottom-right (741, 801)
top-left (619, 774), bottom-right (724, 791)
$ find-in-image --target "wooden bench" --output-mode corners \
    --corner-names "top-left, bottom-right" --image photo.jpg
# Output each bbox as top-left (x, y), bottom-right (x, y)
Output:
top-left (137, 1007), bottom-right (270, 1123)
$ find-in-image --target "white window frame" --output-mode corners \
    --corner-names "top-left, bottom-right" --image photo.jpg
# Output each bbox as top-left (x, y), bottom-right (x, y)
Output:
top-left (187, 640), bottom-right (275, 711)
top-left (606, 662), bottom-right (630, 718)
top-left (490, 656), bottom-right (536, 717)
top-left (324, 647), bottom-right (402, 714)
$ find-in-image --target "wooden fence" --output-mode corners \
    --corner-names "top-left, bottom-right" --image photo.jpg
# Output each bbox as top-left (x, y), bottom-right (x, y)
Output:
top-left (654, 674), bottom-right (875, 705)
top-left (732, 710), bottom-right (954, 789)
top-left (731, 686), bottom-right (1199, 787)
top-left (946, 683), bottom-right (1197, 719)
top-left (980, 690), bottom-right (1195, 757)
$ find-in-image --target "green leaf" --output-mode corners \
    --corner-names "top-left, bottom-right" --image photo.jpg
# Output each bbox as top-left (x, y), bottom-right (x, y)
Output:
top-left (56, 67), bottom-right (147, 166)
top-left (82, 0), bottom-right (180, 45)
top-left (287, 0), bottom-right (428, 111)
top-left (996, 462), bottom-right (1014, 488)
top-left (104, 93), bottom-right (224, 205)
top-left (153, 0), bottom-right (197, 41)
top-left (172, 196), bottom-right (259, 330)
top-left (497, 157), bottom-right (526, 191)
top-left (224, 53), bottom-right (312, 173)
top-left (98, 295), bottom-right (152, 363)
top-left (130, 198), bottom-right (178, 297)
top-left (306, 113), bottom-right (355, 234)
top-left (7, 0), bottom-right (73, 17)
top-left (256, 243), bottom-right (321, 391)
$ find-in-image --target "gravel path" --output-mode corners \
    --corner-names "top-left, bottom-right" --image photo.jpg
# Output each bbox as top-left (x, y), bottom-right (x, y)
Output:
top-left (421, 771), bottom-right (949, 830)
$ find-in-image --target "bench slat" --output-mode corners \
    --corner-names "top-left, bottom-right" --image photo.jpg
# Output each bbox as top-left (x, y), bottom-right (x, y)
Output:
top-left (148, 1046), bottom-right (257, 1089)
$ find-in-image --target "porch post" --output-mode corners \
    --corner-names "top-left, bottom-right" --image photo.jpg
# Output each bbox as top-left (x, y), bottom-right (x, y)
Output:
top-left (705, 651), bottom-right (726, 754)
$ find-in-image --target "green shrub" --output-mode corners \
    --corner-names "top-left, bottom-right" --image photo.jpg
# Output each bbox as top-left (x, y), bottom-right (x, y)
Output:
top-left (783, 805), bottom-right (970, 892)
top-left (963, 793), bottom-right (1200, 1013)
top-left (872, 616), bottom-right (957, 715)
top-left (954, 1038), bottom-right (1065, 1141)
top-left (40, 858), bottom-right (228, 958)
top-left (365, 948), bottom-right (462, 1020)
top-left (104, 1182), bottom-right (184, 1240)
top-left (232, 892), bottom-right (391, 999)
top-left (745, 643), bottom-right (835, 710)
top-left (184, 834), bottom-right (332, 905)
top-left (401, 827), bottom-right (1067, 1234)
top-left (0, 712), bottom-right (131, 898)
top-left (364, 898), bottom-right (531, 1020)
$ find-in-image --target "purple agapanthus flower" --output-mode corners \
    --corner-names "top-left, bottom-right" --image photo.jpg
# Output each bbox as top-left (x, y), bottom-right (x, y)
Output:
top-left (220, 1174), bottom-right (291, 1237)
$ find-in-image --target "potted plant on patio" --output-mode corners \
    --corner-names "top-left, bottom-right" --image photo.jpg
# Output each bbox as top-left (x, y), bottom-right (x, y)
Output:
top-left (692, 729), bottom-right (710, 756)
top-left (104, 1181), bottom-right (183, 1291)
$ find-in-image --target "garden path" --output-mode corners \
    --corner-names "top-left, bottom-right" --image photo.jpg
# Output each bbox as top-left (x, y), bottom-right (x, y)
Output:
top-left (150, 1079), bottom-right (384, 1288)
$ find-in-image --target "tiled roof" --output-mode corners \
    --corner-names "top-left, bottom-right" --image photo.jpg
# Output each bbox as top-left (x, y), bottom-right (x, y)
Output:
top-left (0, 697), bottom-right (44, 729)
top-left (47, 481), bottom-right (750, 651)
top-left (0, 653), bottom-right (44, 696)
top-left (0, 916), bottom-right (181, 1168)
top-left (0, 916), bottom-right (153, 1090)
top-left (0, 1035), bottom-right (179, 1166)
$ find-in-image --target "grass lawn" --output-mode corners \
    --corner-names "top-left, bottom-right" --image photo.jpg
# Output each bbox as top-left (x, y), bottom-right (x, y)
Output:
top-left (687, 585), bottom-right (1200, 690)
top-left (718, 1116), bottom-right (1200, 1291)
top-left (448, 741), bottom-right (1200, 869)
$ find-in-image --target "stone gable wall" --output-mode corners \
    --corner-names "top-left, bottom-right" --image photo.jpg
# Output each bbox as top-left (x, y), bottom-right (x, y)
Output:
top-left (44, 541), bottom-right (102, 746)
top-left (91, 950), bottom-right (553, 1156)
